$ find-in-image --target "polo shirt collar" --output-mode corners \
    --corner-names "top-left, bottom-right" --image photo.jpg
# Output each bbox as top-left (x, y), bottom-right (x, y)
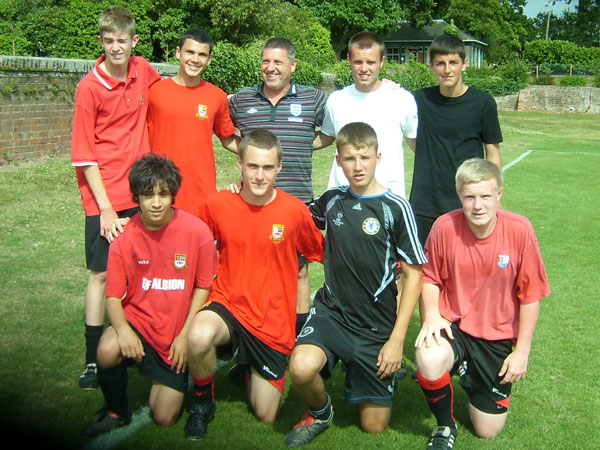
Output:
top-left (92, 55), bottom-right (138, 90)
top-left (257, 81), bottom-right (298, 100)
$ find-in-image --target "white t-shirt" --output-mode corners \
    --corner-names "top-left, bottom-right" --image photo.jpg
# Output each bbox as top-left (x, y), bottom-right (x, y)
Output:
top-left (322, 84), bottom-right (418, 198)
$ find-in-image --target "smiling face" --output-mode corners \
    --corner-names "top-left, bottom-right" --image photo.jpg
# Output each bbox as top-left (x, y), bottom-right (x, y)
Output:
top-left (238, 145), bottom-right (282, 205)
top-left (348, 45), bottom-right (384, 93)
top-left (336, 143), bottom-right (381, 195)
top-left (98, 30), bottom-right (138, 75)
top-left (176, 38), bottom-right (212, 83)
top-left (458, 179), bottom-right (502, 238)
top-left (138, 183), bottom-right (174, 230)
top-left (260, 47), bottom-right (296, 96)
top-left (430, 53), bottom-right (468, 97)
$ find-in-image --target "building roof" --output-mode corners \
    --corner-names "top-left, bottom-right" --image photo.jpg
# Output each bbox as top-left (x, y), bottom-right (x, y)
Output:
top-left (382, 20), bottom-right (487, 46)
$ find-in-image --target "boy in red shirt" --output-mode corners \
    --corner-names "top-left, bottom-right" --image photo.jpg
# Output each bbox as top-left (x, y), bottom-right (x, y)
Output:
top-left (184, 130), bottom-right (325, 440)
top-left (415, 158), bottom-right (550, 449)
top-left (81, 154), bottom-right (218, 437)
top-left (71, 5), bottom-right (161, 389)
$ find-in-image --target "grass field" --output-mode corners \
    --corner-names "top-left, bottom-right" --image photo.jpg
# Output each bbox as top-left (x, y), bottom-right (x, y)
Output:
top-left (0, 110), bottom-right (599, 449)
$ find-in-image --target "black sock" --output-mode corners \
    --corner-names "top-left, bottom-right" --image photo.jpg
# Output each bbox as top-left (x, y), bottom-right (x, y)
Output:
top-left (85, 325), bottom-right (104, 364)
top-left (417, 370), bottom-right (456, 428)
top-left (309, 393), bottom-right (332, 421)
top-left (98, 362), bottom-right (129, 417)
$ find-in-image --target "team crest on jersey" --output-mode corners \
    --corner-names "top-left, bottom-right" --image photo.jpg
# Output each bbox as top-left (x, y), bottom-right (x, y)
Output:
top-left (362, 217), bottom-right (380, 235)
top-left (174, 254), bottom-right (187, 269)
top-left (196, 104), bottom-right (208, 119)
top-left (332, 212), bottom-right (344, 227)
top-left (290, 103), bottom-right (302, 116)
top-left (497, 255), bottom-right (510, 268)
top-left (270, 224), bottom-right (285, 243)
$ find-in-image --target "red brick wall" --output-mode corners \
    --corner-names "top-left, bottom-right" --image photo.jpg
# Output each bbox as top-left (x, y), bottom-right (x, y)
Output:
top-left (0, 71), bottom-right (80, 166)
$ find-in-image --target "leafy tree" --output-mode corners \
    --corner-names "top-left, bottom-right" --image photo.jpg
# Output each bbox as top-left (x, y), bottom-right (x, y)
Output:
top-left (154, 8), bottom-right (189, 63)
top-left (294, 0), bottom-right (407, 58)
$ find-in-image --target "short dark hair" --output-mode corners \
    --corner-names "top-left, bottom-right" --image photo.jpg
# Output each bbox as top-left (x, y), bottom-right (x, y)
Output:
top-left (429, 34), bottom-right (466, 62)
top-left (178, 28), bottom-right (214, 53)
top-left (129, 154), bottom-right (182, 204)
top-left (239, 130), bottom-right (283, 164)
top-left (348, 31), bottom-right (385, 60)
top-left (262, 37), bottom-right (296, 61)
top-left (336, 122), bottom-right (378, 153)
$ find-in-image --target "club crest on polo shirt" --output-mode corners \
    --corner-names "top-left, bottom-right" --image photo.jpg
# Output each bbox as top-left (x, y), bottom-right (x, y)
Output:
top-left (174, 254), bottom-right (187, 269)
top-left (290, 103), bottom-right (302, 116)
top-left (270, 224), bottom-right (285, 243)
top-left (362, 217), bottom-right (380, 235)
top-left (195, 104), bottom-right (208, 119)
top-left (497, 254), bottom-right (510, 268)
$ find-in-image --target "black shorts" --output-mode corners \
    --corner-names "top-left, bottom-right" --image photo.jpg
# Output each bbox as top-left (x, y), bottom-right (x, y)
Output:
top-left (128, 324), bottom-right (188, 393)
top-left (444, 323), bottom-right (513, 414)
top-left (415, 214), bottom-right (437, 247)
top-left (203, 302), bottom-right (287, 392)
top-left (85, 207), bottom-right (139, 271)
top-left (296, 306), bottom-right (395, 406)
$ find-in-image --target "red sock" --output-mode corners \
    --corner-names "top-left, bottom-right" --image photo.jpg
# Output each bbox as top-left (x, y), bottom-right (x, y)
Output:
top-left (192, 374), bottom-right (215, 404)
top-left (417, 370), bottom-right (456, 428)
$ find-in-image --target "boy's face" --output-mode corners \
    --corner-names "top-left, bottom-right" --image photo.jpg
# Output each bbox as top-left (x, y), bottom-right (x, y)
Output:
top-left (238, 145), bottom-right (282, 204)
top-left (138, 184), bottom-right (174, 231)
top-left (176, 38), bottom-right (212, 79)
top-left (261, 47), bottom-right (296, 93)
top-left (430, 53), bottom-right (467, 92)
top-left (458, 178), bottom-right (502, 237)
top-left (336, 144), bottom-right (380, 191)
top-left (348, 45), bottom-right (384, 93)
top-left (98, 30), bottom-right (139, 70)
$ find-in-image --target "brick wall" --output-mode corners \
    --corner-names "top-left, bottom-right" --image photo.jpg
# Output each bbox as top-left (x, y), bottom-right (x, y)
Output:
top-left (0, 56), bottom-right (177, 166)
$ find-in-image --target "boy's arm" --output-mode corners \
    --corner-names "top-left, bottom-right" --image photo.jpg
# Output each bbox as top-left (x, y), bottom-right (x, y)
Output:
top-left (313, 131), bottom-right (335, 150)
top-left (405, 137), bottom-right (416, 153)
top-left (169, 286), bottom-right (212, 373)
top-left (376, 262), bottom-right (422, 379)
top-left (485, 143), bottom-right (502, 168)
top-left (498, 300), bottom-right (540, 384)
top-left (106, 296), bottom-right (145, 361)
top-left (81, 165), bottom-right (127, 242)
top-left (220, 133), bottom-right (240, 154)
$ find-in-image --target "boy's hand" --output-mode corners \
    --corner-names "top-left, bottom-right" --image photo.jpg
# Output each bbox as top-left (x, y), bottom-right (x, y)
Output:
top-left (116, 326), bottom-right (145, 361)
top-left (498, 350), bottom-right (529, 384)
top-left (106, 217), bottom-right (131, 242)
top-left (227, 178), bottom-right (243, 194)
top-left (376, 337), bottom-right (403, 379)
top-left (415, 314), bottom-right (454, 349)
top-left (168, 334), bottom-right (188, 374)
top-left (100, 208), bottom-right (119, 241)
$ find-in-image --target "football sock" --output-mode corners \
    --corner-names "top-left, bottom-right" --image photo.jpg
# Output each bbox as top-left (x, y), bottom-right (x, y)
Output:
top-left (192, 374), bottom-right (215, 405)
top-left (309, 393), bottom-right (332, 421)
top-left (98, 362), bottom-right (129, 418)
top-left (84, 324), bottom-right (104, 364)
top-left (417, 370), bottom-right (456, 428)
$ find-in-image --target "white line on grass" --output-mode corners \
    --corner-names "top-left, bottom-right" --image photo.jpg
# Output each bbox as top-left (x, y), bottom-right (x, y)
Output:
top-left (534, 150), bottom-right (600, 156)
top-left (502, 150), bottom-right (533, 172)
top-left (85, 406), bottom-right (152, 450)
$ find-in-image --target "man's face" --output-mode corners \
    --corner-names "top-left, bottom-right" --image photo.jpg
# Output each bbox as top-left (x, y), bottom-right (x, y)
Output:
top-left (348, 45), bottom-right (384, 93)
top-left (138, 184), bottom-right (174, 230)
top-left (176, 38), bottom-right (212, 79)
top-left (336, 144), bottom-right (380, 192)
top-left (260, 47), bottom-right (296, 93)
top-left (458, 179), bottom-right (502, 237)
top-left (430, 53), bottom-right (467, 92)
top-left (98, 30), bottom-right (138, 69)
top-left (238, 145), bottom-right (282, 204)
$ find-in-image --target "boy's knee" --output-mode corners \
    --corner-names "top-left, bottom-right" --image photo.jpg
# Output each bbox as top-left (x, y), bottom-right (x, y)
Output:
top-left (151, 408), bottom-right (180, 428)
top-left (289, 349), bottom-right (321, 383)
top-left (415, 344), bottom-right (452, 379)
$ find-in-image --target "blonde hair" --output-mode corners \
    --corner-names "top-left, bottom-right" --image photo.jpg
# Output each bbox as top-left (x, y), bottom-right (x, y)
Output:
top-left (98, 6), bottom-right (136, 37)
top-left (455, 158), bottom-right (503, 192)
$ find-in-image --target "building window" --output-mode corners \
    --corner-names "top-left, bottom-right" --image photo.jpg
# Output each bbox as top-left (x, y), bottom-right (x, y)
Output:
top-left (386, 47), bottom-right (401, 63)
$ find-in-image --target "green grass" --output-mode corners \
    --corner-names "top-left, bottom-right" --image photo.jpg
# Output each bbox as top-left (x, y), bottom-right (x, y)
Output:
top-left (0, 110), bottom-right (599, 449)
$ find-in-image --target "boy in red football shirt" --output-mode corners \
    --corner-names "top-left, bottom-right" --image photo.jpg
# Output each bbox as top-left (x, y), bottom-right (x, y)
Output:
top-left (415, 158), bottom-right (550, 449)
top-left (81, 154), bottom-right (217, 436)
top-left (71, 5), bottom-right (162, 390)
top-left (184, 130), bottom-right (324, 440)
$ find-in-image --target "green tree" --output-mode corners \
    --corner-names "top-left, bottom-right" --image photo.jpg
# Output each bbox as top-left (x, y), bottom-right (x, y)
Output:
top-left (154, 8), bottom-right (189, 63)
top-left (294, 0), bottom-right (406, 58)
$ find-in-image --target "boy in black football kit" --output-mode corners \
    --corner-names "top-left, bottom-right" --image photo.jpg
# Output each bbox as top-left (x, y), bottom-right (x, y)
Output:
top-left (285, 122), bottom-right (426, 447)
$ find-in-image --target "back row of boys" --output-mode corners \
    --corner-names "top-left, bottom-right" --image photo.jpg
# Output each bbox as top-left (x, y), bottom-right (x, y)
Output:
top-left (71, 5), bottom-right (549, 449)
